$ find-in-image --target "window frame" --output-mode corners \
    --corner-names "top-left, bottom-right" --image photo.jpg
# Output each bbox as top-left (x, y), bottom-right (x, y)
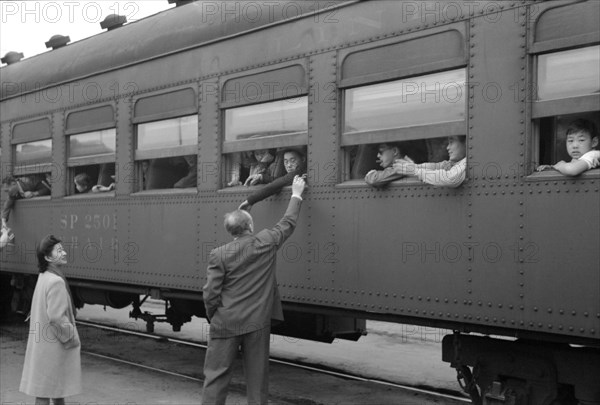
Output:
top-left (11, 117), bottom-right (53, 176)
top-left (337, 26), bottom-right (468, 186)
top-left (337, 24), bottom-right (468, 89)
top-left (338, 70), bottom-right (467, 186)
top-left (65, 128), bottom-right (117, 197)
top-left (219, 60), bottom-right (310, 190)
top-left (67, 127), bottom-right (117, 167)
top-left (527, 1), bottom-right (600, 179)
top-left (531, 46), bottom-right (600, 120)
top-left (134, 115), bottom-right (199, 161)
top-left (131, 115), bottom-right (199, 194)
top-left (221, 95), bottom-right (309, 155)
top-left (129, 86), bottom-right (200, 194)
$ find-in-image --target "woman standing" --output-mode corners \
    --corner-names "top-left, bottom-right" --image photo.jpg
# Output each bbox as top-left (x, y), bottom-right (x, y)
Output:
top-left (20, 235), bottom-right (82, 405)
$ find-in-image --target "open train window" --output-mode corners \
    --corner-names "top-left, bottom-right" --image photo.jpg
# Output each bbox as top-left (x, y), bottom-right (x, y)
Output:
top-left (11, 141), bottom-right (52, 198)
top-left (532, 45), bottom-right (600, 177)
top-left (12, 140), bottom-right (53, 197)
top-left (530, 0), bottom-right (600, 177)
top-left (536, 113), bottom-right (600, 172)
top-left (9, 118), bottom-right (53, 196)
top-left (67, 129), bottom-right (116, 195)
top-left (222, 97), bottom-right (308, 188)
top-left (341, 69), bottom-right (466, 186)
top-left (134, 115), bottom-right (198, 191)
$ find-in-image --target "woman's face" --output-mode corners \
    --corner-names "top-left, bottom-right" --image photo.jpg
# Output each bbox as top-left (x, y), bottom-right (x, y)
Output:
top-left (47, 243), bottom-right (67, 266)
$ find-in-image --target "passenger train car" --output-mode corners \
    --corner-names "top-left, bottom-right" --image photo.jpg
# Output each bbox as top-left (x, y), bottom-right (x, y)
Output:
top-left (1, 1), bottom-right (598, 403)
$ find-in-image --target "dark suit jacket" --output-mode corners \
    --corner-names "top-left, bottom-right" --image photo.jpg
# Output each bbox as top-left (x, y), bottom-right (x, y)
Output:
top-left (203, 196), bottom-right (302, 338)
top-left (246, 165), bottom-right (306, 206)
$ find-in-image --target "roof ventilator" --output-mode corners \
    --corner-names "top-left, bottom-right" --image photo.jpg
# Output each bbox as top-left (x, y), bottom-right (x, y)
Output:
top-left (45, 35), bottom-right (70, 50)
top-left (168, 0), bottom-right (195, 7)
top-left (1, 51), bottom-right (24, 65)
top-left (101, 14), bottom-right (127, 31)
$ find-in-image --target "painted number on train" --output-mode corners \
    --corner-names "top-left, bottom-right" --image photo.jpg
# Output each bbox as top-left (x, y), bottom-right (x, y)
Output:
top-left (60, 213), bottom-right (117, 230)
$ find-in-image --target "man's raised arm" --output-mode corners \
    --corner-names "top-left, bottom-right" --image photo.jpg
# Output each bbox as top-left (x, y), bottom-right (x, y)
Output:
top-left (258, 175), bottom-right (306, 246)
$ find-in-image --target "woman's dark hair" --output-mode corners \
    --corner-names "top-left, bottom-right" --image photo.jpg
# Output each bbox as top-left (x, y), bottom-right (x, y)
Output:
top-left (37, 234), bottom-right (61, 273)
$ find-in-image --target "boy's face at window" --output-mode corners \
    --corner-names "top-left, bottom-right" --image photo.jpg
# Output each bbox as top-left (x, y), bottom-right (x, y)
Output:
top-left (3, 181), bottom-right (17, 194)
top-left (284, 152), bottom-right (302, 173)
top-left (566, 131), bottom-right (598, 159)
top-left (447, 136), bottom-right (466, 162)
top-left (377, 145), bottom-right (397, 169)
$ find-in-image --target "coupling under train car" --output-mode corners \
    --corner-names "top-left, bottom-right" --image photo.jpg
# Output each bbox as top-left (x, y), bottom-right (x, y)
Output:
top-left (1, 1), bottom-right (599, 404)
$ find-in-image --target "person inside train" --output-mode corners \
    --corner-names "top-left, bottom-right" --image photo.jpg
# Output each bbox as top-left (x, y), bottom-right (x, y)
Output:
top-left (174, 155), bottom-right (198, 188)
top-left (142, 157), bottom-right (190, 190)
top-left (227, 148), bottom-right (278, 187)
top-left (73, 173), bottom-right (93, 194)
top-left (364, 143), bottom-right (405, 187)
top-left (239, 147), bottom-right (307, 210)
top-left (364, 140), bottom-right (428, 188)
top-left (74, 168), bottom-right (115, 194)
top-left (392, 135), bottom-right (467, 188)
top-left (140, 160), bottom-right (150, 190)
top-left (1, 173), bottom-right (51, 230)
top-left (92, 163), bottom-right (116, 192)
top-left (536, 119), bottom-right (600, 176)
top-left (91, 177), bottom-right (115, 193)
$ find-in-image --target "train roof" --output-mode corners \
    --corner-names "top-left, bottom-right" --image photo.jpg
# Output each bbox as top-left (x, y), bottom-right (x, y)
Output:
top-left (0, 1), bottom-right (352, 101)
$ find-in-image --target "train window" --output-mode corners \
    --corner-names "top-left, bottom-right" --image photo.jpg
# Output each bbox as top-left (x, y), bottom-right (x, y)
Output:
top-left (70, 163), bottom-right (116, 194)
top-left (341, 69), bottom-right (466, 185)
top-left (225, 146), bottom-right (307, 187)
top-left (15, 139), bottom-right (52, 167)
top-left (224, 97), bottom-right (308, 142)
top-left (346, 137), bottom-right (449, 180)
top-left (11, 140), bottom-right (53, 198)
top-left (533, 45), bottom-right (600, 176)
top-left (344, 69), bottom-right (465, 134)
top-left (67, 129), bottom-right (116, 195)
top-left (69, 129), bottom-right (116, 159)
top-left (222, 97), bottom-right (308, 188)
top-left (134, 115), bottom-right (198, 191)
top-left (535, 113), bottom-right (600, 174)
top-left (537, 46), bottom-right (600, 101)
top-left (11, 118), bottom-right (52, 184)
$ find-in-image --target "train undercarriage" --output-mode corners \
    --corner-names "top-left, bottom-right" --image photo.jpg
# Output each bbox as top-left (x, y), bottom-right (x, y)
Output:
top-left (2, 273), bottom-right (365, 342)
top-left (442, 334), bottom-right (600, 405)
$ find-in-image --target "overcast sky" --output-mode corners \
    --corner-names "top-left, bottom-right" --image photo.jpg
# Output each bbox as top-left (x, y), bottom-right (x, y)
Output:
top-left (0, 1), bottom-right (174, 62)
